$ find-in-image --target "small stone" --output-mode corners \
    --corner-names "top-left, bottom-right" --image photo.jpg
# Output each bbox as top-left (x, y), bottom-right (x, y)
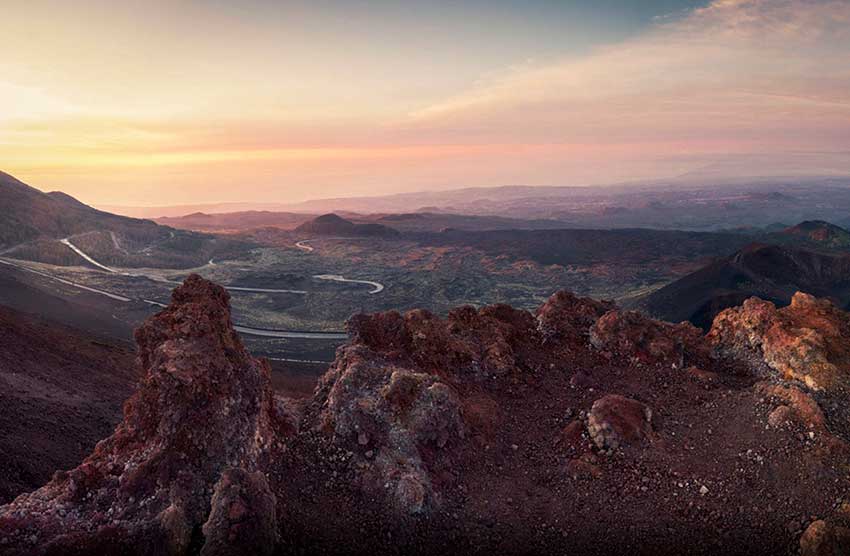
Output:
top-left (699, 485), bottom-right (709, 496)
top-left (799, 519), bottom-right (840, 556)
top-left (566, 459), bottom-right (602, 480)
top-left (768, 405), bottom-right (794, 427)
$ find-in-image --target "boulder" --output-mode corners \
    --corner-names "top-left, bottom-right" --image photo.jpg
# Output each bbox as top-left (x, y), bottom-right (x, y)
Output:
top-left (587, 394), bottom-right (654, 451)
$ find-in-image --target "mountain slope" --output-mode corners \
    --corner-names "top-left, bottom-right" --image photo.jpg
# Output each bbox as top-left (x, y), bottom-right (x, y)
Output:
top-left (0, 171), bottom-right (250, 268)
top-left (0, 303), bottom-right (136, 503)
top-left (778, 220), bottom-right (850, 248)
top-left (0, 171), bottom-right (164, 248)
top-left (638, 243), bottom-right (850, 328)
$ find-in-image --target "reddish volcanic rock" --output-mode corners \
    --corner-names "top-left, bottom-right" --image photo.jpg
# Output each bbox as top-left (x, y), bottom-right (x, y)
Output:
top-left (3, 282), bottom-right (850, 555)
top-left (310, 346), bottom-right (465, 514)
top-left (755, 382), bottom-right (828, 433)
top-left (536, 291), bottom-right (614, 342)
top-left (0, 275), bottom-right (284, 555)
top-left (565, 458), bottom-right (602, 480)
top-left (590, 309), bottom-right (705, 367)
top-left (556, 420), bottom-right (587, 452)
top-left (200, 468), bottom-right (277, 556)
top-left (709, 292), bottom-right (850, 392)
top-left (346, 303), bottom-right (543, 381)
top-left (586, 394), bottom-right (654, 450)
top-left (800, 519), bottom-right (850, 556)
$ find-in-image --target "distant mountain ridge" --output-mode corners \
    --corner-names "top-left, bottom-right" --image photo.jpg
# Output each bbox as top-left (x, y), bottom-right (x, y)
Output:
top-left (157, 210), bottom-right (314, 232)
top-left (294, 213), bottom-right (399, 237)
top-left (101, 175), bottom-right (850, 231)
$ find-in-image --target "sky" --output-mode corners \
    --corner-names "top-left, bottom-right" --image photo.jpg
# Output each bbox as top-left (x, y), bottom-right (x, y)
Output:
top-left (2, 0), bottom-right (850, 206)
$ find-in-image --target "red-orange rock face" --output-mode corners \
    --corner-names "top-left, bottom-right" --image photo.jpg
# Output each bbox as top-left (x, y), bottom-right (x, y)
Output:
top-left (590, 309), bottom-right (706, 367)
top-left (709, 292), bottom-right (850, 392)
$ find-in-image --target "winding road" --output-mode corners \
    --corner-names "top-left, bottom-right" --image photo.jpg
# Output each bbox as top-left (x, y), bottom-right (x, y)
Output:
top-left (0, 236), bottom-right (387, 339)
top-left (313, 273), bottom-right (384, 294)
top-left (0, 240), bottom-right (349, 340)
top-left (60, 238), bottom-right (118, 273)
top-left (295, 237), bottom-right (386, 294)
top-left (0, 258), bottom-right (132, 302)
top-left (294, 240), bottom-right (315, 252)
top-left (61, 238), bottom-right (307, 294)
top-left (62, 237), bottom-right (383, 295)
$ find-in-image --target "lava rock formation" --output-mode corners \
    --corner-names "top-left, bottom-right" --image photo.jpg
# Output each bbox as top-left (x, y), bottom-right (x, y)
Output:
top-left (2, 275), bottom-right (849, 555)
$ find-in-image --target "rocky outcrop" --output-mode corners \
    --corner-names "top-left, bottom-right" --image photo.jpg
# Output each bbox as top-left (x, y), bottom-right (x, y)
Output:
top-left (590, 309), bottom-right (706, 367)
top-left (0, 275), bottom-right (285, 554)
top-left (536, 291), bottom-right (613, 342)
top-left (200, 468), bottom-right (277, 556)
top-left (756, 382), bottom-right (828, 433)
top-left (3, 280), bottom-right (850, 555)
top-left (311, 348), bottom-right (464, 514)
top-left (709, 292), bottom-right (850, 392)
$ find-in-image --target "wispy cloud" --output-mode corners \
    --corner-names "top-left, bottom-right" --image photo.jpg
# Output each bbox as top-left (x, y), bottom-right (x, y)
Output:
top-left (2, 0), bottom-right (849, 203)
top-left (406, 0), bottom-right (850, 150)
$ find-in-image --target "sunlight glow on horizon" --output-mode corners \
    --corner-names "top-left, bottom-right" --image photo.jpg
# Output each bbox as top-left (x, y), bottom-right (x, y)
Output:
top-left (2, 0), bottom-right (849, 205)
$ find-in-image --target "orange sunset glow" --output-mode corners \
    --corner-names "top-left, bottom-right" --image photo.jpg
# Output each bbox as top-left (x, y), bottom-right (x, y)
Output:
top-left (3, 0), bottom-right (850, 206)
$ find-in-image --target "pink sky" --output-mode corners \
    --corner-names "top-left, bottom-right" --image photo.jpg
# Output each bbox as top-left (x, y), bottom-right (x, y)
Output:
top-left (2, 0), bottom-right (849, 206)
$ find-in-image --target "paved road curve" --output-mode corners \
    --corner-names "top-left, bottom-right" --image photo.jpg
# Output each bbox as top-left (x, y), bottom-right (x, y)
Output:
top-left (313, 273), bottom-right (384, 294)
top-left (61, 238), bottom-right (307, 294)
top-left (0, 255), bottom-right (346, 340)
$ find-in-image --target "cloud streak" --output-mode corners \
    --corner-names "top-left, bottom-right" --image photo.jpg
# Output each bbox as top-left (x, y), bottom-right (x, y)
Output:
top-left (406, 0), bottom-right (850, 149)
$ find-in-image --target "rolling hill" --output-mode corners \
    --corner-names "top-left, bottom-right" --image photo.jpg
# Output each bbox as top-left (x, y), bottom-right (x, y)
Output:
top-left (637, 242), bottom-right (850, 329)
top-left (0, 171), bottom-right (165, 248)
top-left (294, 213), bottom-right (399, 237)
top-left (156, 210), bottom-right (315, 232)
top-left (0, 171), bottom-right (249, 268)
top-left (777, 220), bottom-right (850, 248)
top-left (0, 304), bottom-right (136, 503)
top-left (417, 227), bottom-right (753, 267)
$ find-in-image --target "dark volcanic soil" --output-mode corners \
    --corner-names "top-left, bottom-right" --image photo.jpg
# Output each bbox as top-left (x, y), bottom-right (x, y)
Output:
top-left (0, 305), bottom-right (137, 504)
